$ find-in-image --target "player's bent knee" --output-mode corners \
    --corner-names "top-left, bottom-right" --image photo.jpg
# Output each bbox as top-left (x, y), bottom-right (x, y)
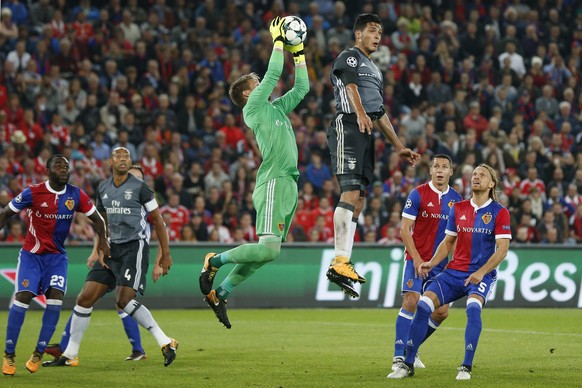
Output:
top-left (45, 288), bottom-right (65, 300)
top-left (14, 291), bottom-right (35, 304)
top-left (402, 292), bottom-right (420, 312)
top-left (432, 305), bottom-right (449, 323)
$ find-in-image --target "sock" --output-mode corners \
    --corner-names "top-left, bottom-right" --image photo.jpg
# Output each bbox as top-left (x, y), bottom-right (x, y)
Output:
top-left (394, 308), bottom-right (414, 358)
top-left (463, 299), bottom-right (483, 367)
top-left (346, 217), bottom-right (358, 259)
top-left (59, 314), bottom-right (72, 350)
top-left (4, 301), bottom-right (28, 354)
top-left (36, 299), bottom-right (62, 353)
top-left (216, 261), bottom-right (268, 300)
top-left (422, 317), bottom-right (440, 344)
top-left (404, 297), bottom-right (434, 365)
top-left (210, 253), bottom-right (228, 268)
top-left (118, 309), bottom-right (143, 353)
top-left (333, 202), bottom-right (355, 262)
top-left (63, 305), bottom-right (93, 359)
top-left (123, 299), bottom-right (170, 347)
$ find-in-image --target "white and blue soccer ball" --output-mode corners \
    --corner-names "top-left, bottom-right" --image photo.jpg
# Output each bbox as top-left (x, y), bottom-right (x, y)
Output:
top-left (282, 16), bottom-right (307, 46)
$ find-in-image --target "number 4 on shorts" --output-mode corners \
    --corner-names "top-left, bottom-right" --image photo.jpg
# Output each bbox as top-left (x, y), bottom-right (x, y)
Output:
top-left (124, 269), bottom-right (132, 281)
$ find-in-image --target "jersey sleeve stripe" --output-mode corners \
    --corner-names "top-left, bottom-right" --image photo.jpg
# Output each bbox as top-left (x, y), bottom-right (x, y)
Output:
top-left (83, 205), bottom-right (97, 217)
top-left (495, 234), bottom-right (512, 240)
top-left (144, 198), bottom-right (158, 212)
top-left (401, 213), bottom-right (416, 220)
top-left (445, 230), bottom-right (457, 236)
top-left (8, 202), bottom-right (20, 213)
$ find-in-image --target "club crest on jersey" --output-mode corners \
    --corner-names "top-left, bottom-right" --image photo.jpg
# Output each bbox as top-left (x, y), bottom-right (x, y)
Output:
top-left (482, 212), bottom-right (492, 224)
top-left (65, 199), bottom-right (75, 210)
top-left (406, 279), bottom-right (414, 288)
top-left (278, 223), bottom-right (285, 232)
top-left (448, 200), bottom-right (455, 208)
top-left (22, 279), bottom-right (29, 288)
top-left (124, 189), bottom-right (133, 200)
top-left (346, 56), bottom-right (357, 67)
top-left (348, 158), bottom-right (357, 170)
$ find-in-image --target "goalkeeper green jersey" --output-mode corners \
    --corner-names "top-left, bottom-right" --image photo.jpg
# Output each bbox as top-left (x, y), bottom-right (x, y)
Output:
top-left (243, 49), bottom-right (309, 188)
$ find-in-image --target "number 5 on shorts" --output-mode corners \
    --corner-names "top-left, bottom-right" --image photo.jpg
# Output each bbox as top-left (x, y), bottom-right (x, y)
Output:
top-left (478, 282), bottom-right (487, 293)
top-left (124, 269), bottom-right (132, 281)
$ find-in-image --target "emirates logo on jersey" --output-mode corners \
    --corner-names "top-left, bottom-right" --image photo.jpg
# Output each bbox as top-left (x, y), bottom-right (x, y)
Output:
top-left (482, 212), bottom-right (493, 225)
top-left (65, 199), bottom-right (75, 211)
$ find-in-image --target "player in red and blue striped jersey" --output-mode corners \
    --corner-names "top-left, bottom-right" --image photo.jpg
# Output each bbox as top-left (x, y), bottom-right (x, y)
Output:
top-left (392, 154), bottom-right (462, 371)
top-left (0, 155), bottom-right (108, 376)
top-left (389, 164), bottom-right (511, 381)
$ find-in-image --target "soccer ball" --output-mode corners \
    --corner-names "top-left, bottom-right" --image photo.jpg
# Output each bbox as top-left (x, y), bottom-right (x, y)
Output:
top-left (282, 16), bottom-right (307, 46)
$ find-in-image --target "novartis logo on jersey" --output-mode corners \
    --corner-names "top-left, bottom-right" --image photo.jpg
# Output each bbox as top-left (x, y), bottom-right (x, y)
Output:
top-left (106, 200), bottom-right (132, 215)
top-left (457, 226), bottom-right (493, 234)
top-left (421, 211), bottom-right (449, 219)
top-left (32, 210), bottom-right (73, 220)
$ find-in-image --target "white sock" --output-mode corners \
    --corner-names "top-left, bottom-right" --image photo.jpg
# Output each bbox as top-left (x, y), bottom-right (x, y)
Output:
top-left (346, 218), bottom-right (358, 258)
top-left (123, 299), bottom-right (170, 347)
top-left (334, 204), bottom-right (354, 259)
top-left (63, 305), bottom-right (93, 359)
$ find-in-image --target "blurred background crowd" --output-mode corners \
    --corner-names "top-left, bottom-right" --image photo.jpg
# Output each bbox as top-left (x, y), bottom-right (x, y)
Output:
top-left (0, 0), bottom-right (581, 245)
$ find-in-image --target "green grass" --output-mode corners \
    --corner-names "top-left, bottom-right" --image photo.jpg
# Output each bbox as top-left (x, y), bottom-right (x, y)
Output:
top-left (1, 308), bottom-right (581, 387)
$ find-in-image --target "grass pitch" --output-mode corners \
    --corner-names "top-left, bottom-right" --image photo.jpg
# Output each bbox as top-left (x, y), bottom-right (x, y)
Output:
top-left (1, 308), bottom-right (581, 387)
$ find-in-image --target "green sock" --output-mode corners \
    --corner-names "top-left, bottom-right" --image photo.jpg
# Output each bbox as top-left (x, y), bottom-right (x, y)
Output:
top-left (216, 286), bottom-right (230, 300)
top-left (210, 253), bottom-right (230, 268)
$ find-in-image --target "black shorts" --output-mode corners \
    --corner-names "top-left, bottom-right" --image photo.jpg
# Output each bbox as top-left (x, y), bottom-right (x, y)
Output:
top-left (86, 240), bottom-right (149, 295)
top-left (327, 113), bottom-right (375, 186)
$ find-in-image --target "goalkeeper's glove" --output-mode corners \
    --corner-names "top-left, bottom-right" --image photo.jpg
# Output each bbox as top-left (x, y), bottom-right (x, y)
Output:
top-left (284, 42), bottom-right (305, 65)
top-left (269, 17), bottom-right (285, 48)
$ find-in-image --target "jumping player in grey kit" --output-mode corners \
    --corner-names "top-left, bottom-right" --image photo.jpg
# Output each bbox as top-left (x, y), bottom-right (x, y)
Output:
top-left (326, 14), bottom-right (420, 297)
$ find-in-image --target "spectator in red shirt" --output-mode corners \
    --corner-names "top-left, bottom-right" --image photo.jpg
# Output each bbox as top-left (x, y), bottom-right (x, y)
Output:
top-left (463, 101), bottom-right (489, 140)
top-left (160, 192), bottom-right (190, 241)
top-left (218, 113), bottom-right (246, 154)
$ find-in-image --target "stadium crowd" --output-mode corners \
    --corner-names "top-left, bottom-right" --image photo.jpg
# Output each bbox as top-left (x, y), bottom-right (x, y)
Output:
top-left (0, 0), bottom-right (581, 245)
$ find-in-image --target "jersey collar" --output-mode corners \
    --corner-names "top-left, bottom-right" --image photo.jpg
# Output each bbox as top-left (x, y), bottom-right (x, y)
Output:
top-left (45, 181), bottom-right (66, 195)
top-left (428, 181), bottom-right (450, 196)
top-left (470, 198), bottom-right (492, 212)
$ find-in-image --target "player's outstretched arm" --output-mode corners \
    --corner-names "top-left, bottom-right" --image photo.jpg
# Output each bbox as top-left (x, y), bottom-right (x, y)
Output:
top-left (276, 42), bottom-right (310, 114)
top-left (421, 234), bottom-right (456, 277)
top-left (246, 17), bottom-right (286, 110)
top-left (0, 207), bottom-right (17, 230)
top-left (346, 83), bottom-right (373, 134)
top-left (88, 210), bottom-right (110, 265)
top-left (464, 238), bottom-right (509, 286)
top-left (376, 115), bottom-right (420, 166)
top-left (150, 208), bottom-right (172, 275)
top-left (400, 217), bottom-right (423, 277)
top-left (152, 222), bottom-right (169, 282)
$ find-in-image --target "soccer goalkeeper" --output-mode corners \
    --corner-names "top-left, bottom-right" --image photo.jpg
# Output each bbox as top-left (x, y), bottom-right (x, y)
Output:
top-left (199, 17), bottom-right (309, 328)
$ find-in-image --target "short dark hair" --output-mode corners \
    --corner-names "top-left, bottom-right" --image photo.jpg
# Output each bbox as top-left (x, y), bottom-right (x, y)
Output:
top-left (129, 164), bottom-right (144, 177)
top-left (228, 73), bottom-right (260, 108)
top-left (354, 14), bottom-right (382, 33)
top-left (46, 154), bottom-right (67, 169)
top-left (432, 154), bottom-right (453, 166)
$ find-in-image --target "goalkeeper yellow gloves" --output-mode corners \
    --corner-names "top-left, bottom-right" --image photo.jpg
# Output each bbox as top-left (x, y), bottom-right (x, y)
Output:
top-left (269, 17), bottom-right (285, 49)
top-left (284, 42), bottom-right (305, 65)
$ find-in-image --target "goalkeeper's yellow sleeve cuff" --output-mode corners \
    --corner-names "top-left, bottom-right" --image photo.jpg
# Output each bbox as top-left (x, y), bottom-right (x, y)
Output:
top-left (293, 54), bottom-right (306, 65)
top-left (274, 40), bottom-right (284, 49)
